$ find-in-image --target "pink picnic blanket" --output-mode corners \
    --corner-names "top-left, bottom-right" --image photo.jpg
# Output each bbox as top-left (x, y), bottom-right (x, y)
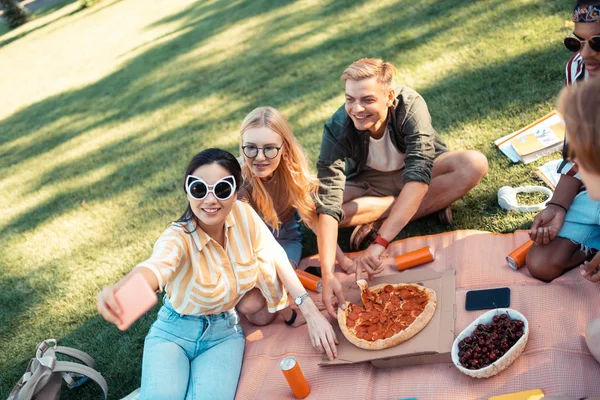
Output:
top-left (236, 230), bottom-right (600, 399)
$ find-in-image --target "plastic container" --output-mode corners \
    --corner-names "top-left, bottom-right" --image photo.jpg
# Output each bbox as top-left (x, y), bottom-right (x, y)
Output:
top-left (451, 308), bottom-right (529, 378)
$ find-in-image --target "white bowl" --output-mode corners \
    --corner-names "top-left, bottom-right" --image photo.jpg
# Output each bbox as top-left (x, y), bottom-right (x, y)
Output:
top-left (451, 308), bottom-right (529, 378)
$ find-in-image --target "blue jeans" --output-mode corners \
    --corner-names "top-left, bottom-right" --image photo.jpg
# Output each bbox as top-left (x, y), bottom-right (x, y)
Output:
top-left (557, 191), bottom-right (600, 252)
top-left (270, 212), bottom-right (303, 266)
top-left (140, 298), bottom-right (245, 400)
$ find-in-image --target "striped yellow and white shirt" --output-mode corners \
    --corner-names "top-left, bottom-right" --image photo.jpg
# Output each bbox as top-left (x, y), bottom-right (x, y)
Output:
top-left (135, 201), bottom-right (289, 315)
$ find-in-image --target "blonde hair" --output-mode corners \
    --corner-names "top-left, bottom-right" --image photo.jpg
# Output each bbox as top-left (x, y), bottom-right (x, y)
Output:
top-left (239, 107), bottom-right (319, 228)
top-left (559, 78), bottom-right (600, 174)
top-left (341, 58), bottom-right (397, 88)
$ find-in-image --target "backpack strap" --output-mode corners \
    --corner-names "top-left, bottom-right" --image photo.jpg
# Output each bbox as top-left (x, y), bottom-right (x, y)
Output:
top-left (54, 345), bottom-right (98, 388)
top-left (55, 346), bottom-right (97, 368)
top-left (54, 361), bottom-right (109, 399)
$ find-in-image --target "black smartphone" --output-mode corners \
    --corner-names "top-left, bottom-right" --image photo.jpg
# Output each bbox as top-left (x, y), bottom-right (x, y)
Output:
top-left (303, 266), bottom-right (322, 278)
top-left (465, 287), bottom-right (510, 311)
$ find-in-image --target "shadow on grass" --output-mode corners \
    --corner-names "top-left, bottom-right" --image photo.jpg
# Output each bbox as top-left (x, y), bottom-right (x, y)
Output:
top-left (0, 0), bottom-right (124, 48)
top-left (28, 0), bottom-right (79, 18)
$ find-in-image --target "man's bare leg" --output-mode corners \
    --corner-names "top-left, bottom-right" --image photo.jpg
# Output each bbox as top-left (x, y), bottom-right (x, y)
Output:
top-left (526, 237), bottom-right (586, 282)
top-left (340, 150), bottom-right (488, 227)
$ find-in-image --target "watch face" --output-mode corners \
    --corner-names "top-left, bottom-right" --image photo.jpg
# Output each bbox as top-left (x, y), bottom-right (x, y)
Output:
top-left (294, 294), bottom-right (306, 306)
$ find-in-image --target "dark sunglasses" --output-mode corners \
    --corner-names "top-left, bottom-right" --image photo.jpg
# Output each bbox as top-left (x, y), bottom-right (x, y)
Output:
top-left (242, 144), bottom-right (282, 159)
top-left (186, 175), bottom-right (236, 201)
top-left (564, 34), bottom-right (600, 53)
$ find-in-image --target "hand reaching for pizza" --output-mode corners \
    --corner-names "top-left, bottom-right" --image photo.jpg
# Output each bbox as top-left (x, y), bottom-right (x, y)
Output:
top-left (355, 243), bottom-right (386, 281)
top-left (580, 255), bottom-right (600, 283)
top-left (305, 308), bottom-right (339, 360)
top-left (322, 274), bottom-right (346, 319)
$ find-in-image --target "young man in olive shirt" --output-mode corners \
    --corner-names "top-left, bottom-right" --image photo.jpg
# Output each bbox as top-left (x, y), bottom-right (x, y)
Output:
top-left (315, 58), bottom-right (488, 318)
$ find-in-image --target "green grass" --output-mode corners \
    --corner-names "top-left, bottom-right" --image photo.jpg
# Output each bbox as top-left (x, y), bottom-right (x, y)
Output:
top-left (0, 0), bottom-right (575, 398)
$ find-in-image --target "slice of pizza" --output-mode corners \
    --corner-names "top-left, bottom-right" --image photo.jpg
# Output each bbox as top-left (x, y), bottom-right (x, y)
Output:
top-left (337, 280), bottom-right (437, 350)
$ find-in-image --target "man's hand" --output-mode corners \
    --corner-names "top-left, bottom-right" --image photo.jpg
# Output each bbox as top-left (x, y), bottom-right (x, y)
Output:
top-left (529, 205), bottom-right (566, 245)
top-left (581, 257), bottom-right (600, 283)
top-left (322, 274), bottom-right (346, 319)
top-left (355, 243), bottom-right (386, 281)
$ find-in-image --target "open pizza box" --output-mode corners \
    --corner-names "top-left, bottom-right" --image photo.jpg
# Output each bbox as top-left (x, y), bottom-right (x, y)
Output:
top-left (319, 269), bottom-right (456, 369)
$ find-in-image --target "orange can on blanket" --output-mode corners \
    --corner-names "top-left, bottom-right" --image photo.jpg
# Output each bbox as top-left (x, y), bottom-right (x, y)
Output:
top-left (280, 356), bottom-right (310, 399)
top-left (395, 246), bottom-right (435, 271)
top-left (295, 269), bottom-right (322, 293)
top-left (506, 240), bottom-right (533, 270)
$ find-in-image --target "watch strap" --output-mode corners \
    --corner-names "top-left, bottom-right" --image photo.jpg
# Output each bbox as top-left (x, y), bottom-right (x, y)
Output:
top-left (295, 293), bottom-right (309, 305)
top-left (374, 234), bottom-right (390, 249)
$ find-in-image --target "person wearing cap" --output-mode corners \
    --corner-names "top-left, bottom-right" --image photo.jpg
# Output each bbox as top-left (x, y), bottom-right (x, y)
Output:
top-left (315, 58), bottom-right (488, 318)
top-left (527, 1), bottom-right (600, 282)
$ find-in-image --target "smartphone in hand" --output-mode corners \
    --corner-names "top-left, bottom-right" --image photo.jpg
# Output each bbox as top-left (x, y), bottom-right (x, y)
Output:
top-left (114, 273), bottom-right (158, 331)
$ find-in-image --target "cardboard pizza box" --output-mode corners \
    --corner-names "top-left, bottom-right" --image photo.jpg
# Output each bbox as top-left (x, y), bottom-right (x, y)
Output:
top-left (319, 269), bottom-right (456, 369)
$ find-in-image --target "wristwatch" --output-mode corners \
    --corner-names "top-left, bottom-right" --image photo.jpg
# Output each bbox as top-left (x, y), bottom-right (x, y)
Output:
top-left (294, 293), bottom-right (309, 306)
top-left (374, 234), bottom-right (390, 249)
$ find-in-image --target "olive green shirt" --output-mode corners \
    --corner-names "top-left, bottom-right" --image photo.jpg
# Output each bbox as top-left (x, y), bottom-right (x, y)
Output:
top-left (315, 87), bottom-right (448, 222)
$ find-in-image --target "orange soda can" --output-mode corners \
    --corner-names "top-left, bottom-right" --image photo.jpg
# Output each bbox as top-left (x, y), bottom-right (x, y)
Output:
top-left (280, 356), bottom-right (310, 399)
top-left (395, 246), bottom-right (435, 271)
top-left (295, 269), bottom-right (322, 293)
top-left (506, 240), bottom-right (533, 270)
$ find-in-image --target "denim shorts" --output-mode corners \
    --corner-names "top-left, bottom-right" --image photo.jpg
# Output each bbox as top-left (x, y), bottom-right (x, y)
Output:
top-left (140, 297), bottom-right (245, 400)
top-left (270, 212), bottom-right (303, 267)
top-left (557, 191), bottom-right (600, 252)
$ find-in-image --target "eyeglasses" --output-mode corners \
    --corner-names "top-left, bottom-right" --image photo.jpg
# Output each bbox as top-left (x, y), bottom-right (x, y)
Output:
top-left (564, 34), bottom-right (600, 53)
top-left (241, 144), bottom-right (282, 159)
top-left (186, 175), bottom-right (236, 201)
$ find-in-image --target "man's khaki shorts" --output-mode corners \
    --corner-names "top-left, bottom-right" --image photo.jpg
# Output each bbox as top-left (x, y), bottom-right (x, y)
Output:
top-left (345, 167), bottom-right (405, 198)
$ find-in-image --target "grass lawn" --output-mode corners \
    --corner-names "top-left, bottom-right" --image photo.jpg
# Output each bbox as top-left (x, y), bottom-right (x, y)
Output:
top-left (0, 0), bottom-right (574, 398)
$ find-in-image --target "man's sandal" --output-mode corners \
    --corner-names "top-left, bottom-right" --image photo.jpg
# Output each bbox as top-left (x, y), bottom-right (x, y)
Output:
top-left (438, 206), bottom-right (453, 225)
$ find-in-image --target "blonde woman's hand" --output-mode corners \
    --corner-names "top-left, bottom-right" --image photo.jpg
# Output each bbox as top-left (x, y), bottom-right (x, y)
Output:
top-left (97, 284), bottom-right (122, 327)
top-left (338, 256), bottom-right (356, 274)
top-left (305, 310), bottom-right (338, 360)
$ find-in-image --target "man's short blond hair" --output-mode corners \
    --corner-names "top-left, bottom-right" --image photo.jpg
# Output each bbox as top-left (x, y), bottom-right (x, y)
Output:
top-left (341, 58), bottom-right (397, 88)
top-left (559, 77), bottom-right (600, 174)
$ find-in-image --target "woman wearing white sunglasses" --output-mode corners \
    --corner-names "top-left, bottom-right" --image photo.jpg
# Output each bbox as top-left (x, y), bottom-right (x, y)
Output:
top-left (97, 148), bottom-right (337, 400)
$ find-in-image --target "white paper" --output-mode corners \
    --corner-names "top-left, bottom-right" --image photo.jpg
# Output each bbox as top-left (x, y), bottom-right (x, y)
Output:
top-left (494, 113), bottom-right (565, 163)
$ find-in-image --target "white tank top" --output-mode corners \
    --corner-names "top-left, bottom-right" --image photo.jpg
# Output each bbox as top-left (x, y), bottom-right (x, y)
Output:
top-left (365, 126), bottom-right (406, 172)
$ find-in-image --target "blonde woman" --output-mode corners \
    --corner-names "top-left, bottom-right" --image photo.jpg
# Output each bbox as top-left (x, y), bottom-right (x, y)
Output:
top-left (235, 106), bottom-right (352, 327)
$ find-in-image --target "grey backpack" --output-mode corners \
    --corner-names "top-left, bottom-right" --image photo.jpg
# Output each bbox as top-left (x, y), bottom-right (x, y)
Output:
top-left (8, 339), bottom-right (108, 400)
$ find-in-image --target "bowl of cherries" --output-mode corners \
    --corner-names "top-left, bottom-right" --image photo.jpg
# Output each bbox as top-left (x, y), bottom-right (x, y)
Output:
top-left (451, 308), bottom-right (529, 378)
